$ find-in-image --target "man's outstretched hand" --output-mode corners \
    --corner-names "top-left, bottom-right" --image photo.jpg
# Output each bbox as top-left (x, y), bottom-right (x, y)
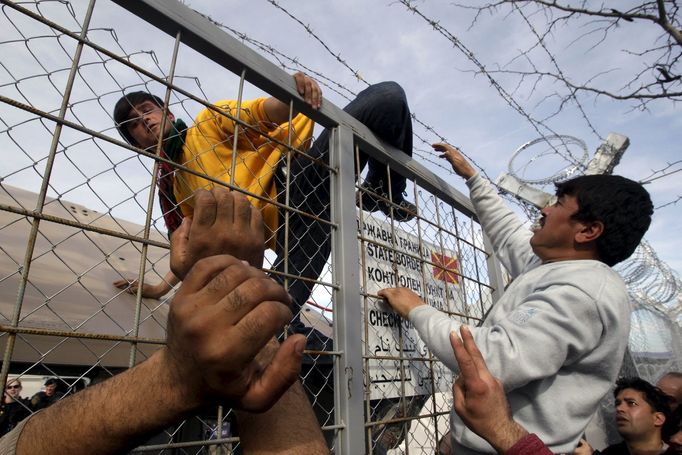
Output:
top-left (170, 188), bottom-right (265, 280)
top-left (451, 325), bottom-right (528, 454)
top-left (377, 287), bottom-right (426, 319)
top-left (164, 188), bottom-right (305, 412)
top-left (164, 254), bottom-right (305, 412)
top-left (433, 143), bottom-right (476, 180)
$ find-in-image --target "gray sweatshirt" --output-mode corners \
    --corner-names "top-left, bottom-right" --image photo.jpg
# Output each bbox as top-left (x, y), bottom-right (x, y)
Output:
top-left (409, 173), bottom-right (630, 454)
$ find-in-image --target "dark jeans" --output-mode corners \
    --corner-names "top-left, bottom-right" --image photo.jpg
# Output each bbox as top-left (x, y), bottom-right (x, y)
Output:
top-left (273, 82), bottom-right (413, 331)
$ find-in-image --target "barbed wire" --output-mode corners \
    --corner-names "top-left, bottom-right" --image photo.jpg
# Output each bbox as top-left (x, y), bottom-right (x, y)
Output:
top-left (509, 3), bottom-right (603, 141)
top-left (187, 10), bottom-right (357, 103)
top-left (397, 1), bottom-right (578, 160)
top-left (244, 0), bottom-right (679, 325)
top-left (640, 159), bottom-right (682, 210)
top-left (259, 0), bottom-right (496, 182)
top-left (263, 0), bottom-right (369, 85)
top-left (616, 240), bottom-right (681, 312)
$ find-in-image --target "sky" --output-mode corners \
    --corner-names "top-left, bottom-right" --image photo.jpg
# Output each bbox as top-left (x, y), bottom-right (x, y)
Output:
top-left (183, 0), bottom-right (680, 273)
top-left (0, 0), bottom-right (679, 311)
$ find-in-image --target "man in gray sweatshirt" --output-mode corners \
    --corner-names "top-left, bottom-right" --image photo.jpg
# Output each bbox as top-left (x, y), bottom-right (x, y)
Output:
top-left (380, 143), bottom-right (653, 454)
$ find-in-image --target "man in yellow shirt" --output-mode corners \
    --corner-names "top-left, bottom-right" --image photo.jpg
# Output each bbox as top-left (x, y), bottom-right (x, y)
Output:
top-left (113, 72), bottom-right (415, 349)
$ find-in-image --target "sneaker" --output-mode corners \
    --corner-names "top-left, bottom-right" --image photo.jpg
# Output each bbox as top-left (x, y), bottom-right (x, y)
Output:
top-left (356, 181), bottom-right (417, 222)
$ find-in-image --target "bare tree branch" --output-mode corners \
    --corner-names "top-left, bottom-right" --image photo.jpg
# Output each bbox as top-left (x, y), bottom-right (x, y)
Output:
top-left (656, 194), bottom-right (682, 209)
top-left (452, 0), bottom-right (682, 110)
top-left (640, 159), bottom-right (682, 183)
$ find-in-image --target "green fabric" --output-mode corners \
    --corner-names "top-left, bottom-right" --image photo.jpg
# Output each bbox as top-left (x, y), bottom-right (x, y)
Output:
top-left (157, 118), bottom-right (188, 235)
top-left (163, 118), bottom-right (187, 161)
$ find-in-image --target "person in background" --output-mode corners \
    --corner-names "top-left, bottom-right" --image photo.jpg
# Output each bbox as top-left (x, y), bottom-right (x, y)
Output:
top-left (575, 377), bottom-right (673, 455)
top-left (0, 379), bottom-right (31, 437)
top-left (30, 378), bottom-right (64, 411)
top-left (666, 409), bottom-right (682, 454)
top-left (657, 373), bottom-right (682, 412)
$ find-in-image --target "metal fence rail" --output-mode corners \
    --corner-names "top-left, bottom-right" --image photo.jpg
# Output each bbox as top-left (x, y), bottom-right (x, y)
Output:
top-left (0, 1), bottom-right (504, 453)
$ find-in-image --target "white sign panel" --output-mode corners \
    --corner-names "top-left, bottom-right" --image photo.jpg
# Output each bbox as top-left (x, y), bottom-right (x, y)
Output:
top-left (358, 215), bottom-right (464, 399)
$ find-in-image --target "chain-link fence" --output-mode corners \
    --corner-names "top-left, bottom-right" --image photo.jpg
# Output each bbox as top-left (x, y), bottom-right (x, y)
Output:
top-left (0, 1), bottom-right (504, 453)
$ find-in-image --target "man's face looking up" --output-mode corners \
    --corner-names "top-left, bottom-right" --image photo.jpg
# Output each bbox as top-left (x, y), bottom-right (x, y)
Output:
top-left (614, 388), bottom-right (664, 442)
top-left (126, 101), bottom-right (175, 150)
top-left (530, 194), bottom-right (583, 260)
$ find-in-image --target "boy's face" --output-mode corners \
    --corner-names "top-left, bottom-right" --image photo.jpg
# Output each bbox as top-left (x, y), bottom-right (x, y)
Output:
top-left (126, 101), bottom-right (175, 150)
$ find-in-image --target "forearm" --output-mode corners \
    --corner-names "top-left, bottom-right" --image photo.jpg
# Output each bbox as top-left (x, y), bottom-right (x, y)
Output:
top-left (409, 305), bottom-right (462, 372)
top-left (411, 298), bottom-right (571, 388)
top-left (158, 270), bottom-right (180, 294)
top-left (467, 174), bottom-right (535, 275)
top-left (235, 337), bottom-right (327, 454)
top-left (16, 348), bottom-right (194, 455)
top-left (236, 381), bottom-right (328, 455)
top-left (263, 97), bottom-right (295, 125)
top-left (488, 420), bottom-right (530, 454)
top-left (503, 431), bottom-right (555, 455)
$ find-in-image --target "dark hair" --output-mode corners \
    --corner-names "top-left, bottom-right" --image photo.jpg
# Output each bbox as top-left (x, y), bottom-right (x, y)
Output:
top-left (665, 408), bottom-right (682, 443)
top-left (44, 378), bottom-right (58, 386)
top-left (661, 372), bottom-right (682, 381)
top-left (555, 174), bottom-right (652, 266)
top-left (113, 91), bottom-right (165, 146)
top-left (615, 377), bottom-right (673, 436)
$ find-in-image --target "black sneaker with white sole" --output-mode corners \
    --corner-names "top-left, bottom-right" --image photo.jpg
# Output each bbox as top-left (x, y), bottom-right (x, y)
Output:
top-left (356, 181), bottom-right (416, 222)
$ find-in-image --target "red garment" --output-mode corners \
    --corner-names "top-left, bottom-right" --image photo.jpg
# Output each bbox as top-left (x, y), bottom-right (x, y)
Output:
top-left (506, 433), bottom-right (555, 455)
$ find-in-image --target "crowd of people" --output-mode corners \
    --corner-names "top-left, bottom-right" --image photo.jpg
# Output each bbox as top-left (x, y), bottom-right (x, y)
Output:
top-left (450, 325), bottom-right (682, 455)
top-left (0, 71), bottom-right (679, 454)
top-left (0, 378), bottom-right (63, 436)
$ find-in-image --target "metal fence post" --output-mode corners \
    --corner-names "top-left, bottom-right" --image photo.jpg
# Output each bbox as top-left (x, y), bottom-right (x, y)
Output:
top-left (329, 124), bottom-right (364, 454)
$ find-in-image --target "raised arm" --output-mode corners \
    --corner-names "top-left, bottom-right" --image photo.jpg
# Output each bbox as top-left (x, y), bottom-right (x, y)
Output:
top-left (433, 142), bottom-right (537, 277)
top-left (113, 270), bottom-right (179, 300)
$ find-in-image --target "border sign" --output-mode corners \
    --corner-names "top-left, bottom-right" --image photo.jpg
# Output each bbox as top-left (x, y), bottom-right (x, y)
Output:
top-left (358, 214), bottom-right (463, 399)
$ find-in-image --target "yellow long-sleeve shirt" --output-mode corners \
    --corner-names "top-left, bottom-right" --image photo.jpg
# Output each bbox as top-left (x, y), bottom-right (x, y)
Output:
top-left (173, 98), bottom-right (314, 249)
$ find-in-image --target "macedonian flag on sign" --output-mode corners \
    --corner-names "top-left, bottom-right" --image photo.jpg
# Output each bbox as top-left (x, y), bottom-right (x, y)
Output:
top-left (431, 252), bottom-right (459, 285)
